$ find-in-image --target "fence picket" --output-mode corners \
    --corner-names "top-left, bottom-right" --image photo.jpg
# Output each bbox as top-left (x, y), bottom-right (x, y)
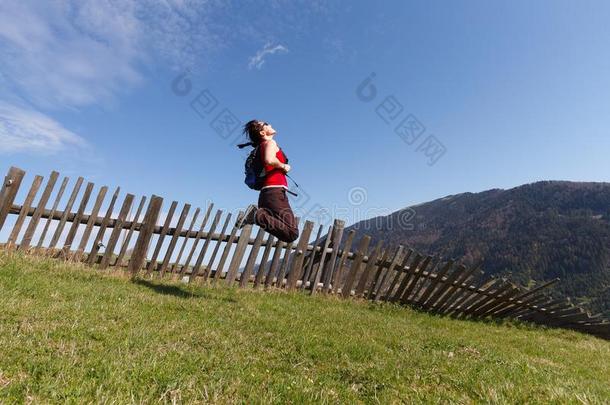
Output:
top-left (341, 235), bottom-right (371, 298)
top-left (286, 221), bottom-right (315, 291)
top-left (73, 185), bottom-right (108, 261)
top-left (115, 196), bottom-right (147, 268)
top-left (7, 175), bottom-right (44, 248)
top-left (62, 182), bottom-right (94, 256)
top-left (87, 187), bottom-right (121, 265)
top-left (99, 194), bottom-right (134, 269)
top-left (48, 177), bottom-right (84, 250)
top-left (181, 203), bottom-right (214, 276)
top-left (354, 240), bottom-right (383, 298)
top-left (21, 171), bottom-right (59, 250)
top-left (159, 203), bottom-right (190, 277)
top-left (265, 238), bottom-right (284, 288)
top-left (310, 225), bottom-right (334, 295)
top-left (36, 176), bottom-right (69, 251)
top-left (147, 201), bottom-right (178, 275)
top-left (331, 230), bottom-right (355, 294)
top-left (128, 195), bottom-right (163, 277)
top-left (213, 218), bottom-right (240, 282)
top-left (240, 227), bottom-right (265, 288)
top-left (0, 167), bottom-right (26, 232)
top-left (190, 209), bottom-right (222, 281)
top-left (373, 246), bottom-right (404, 301)
top-left (301, 224), bottom-right (324, 290)
top-left (172, 207), bottom-right (201, 275)
top-left (255, 235), bottom-right (276, 288)
top-left (204, 213), bottom-right (232, 281)
top-left (322, 220), bottom-right (345, 293)
top-left (226, 224), bottom-right (253, 286)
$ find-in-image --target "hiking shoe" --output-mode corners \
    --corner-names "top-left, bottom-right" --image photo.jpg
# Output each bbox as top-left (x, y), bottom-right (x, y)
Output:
top-left (236, 204), bottom-right (257, 228)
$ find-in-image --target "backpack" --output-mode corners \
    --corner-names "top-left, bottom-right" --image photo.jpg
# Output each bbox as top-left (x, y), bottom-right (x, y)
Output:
top-left (244, 146), bottom-right (265, 190)
top-left (243, 143), bottom-right (289, 191)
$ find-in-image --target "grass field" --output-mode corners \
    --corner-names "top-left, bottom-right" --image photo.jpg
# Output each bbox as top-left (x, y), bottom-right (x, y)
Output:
top-left (1, 251), bottom-right (609, 403)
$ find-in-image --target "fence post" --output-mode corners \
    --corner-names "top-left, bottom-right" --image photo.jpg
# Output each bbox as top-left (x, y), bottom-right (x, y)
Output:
top-left (129, 195), bottom-right (163, 278)
top-left (0, 167), bottom-right (26, 233)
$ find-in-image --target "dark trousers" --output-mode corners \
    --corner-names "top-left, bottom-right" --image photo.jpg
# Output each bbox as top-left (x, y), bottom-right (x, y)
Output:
top-left (255, 187), bottom-right (299, 243)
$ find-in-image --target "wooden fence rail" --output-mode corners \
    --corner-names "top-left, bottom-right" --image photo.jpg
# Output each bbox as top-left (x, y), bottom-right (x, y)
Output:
top-left (1, 166), bottom-right (608, 340)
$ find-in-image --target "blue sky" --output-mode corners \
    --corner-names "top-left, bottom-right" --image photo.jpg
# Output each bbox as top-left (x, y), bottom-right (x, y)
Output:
top-left (1, 0), bottom-right (609, 229)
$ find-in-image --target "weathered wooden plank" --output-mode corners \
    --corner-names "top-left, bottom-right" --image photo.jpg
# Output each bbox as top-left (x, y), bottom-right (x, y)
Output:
top-left (172, 207), bottom-right (201, 274)
top-left (417, 259), bottom-right (454, 308)
top-left (115, 196), bottom-right (147, 267)
top-left (265, 238), bottom-right (285, 288)
top-left (99, 194), bottom-right (134, 269)
top-left (146, 201), bottom-right (178, 275)
top-left (439, 267), bottom-right (485, 315)
top-left (20, 171), bottom-right (59, 250)
top-left (388, 252), bottom-right (420, 302)
top-left (225, 224), bottom-right (253, 286)
top-left (478, 286), bottom-right (523, 318)
top-left (426, 264), bottom-right (465, 310)
top-left (48, 177), bottom-right (84, 250)
top-left (7, 175), bottom-right (44, 248)
top-left (240, 227), bottom-right (265, 288)
top-left (87, 187), bottom-right (121, 265)
top-left (366, 248), bottom-right (390, 300)
top-left (498, 292), bottom-right (552, 319)
top-left (322, 219), bottom-right (345, 293)
top-left (386, 249), bottom-right (414, 300)
top-left (408, 256), bottom-right (440, 303)
top-left (181, 203), bottom-right (214, 276)
top-left (73, 186), bottom-right (108, 261)
top-left (62, 182), bottom-right (94, 256)
top-left (301, 224), bottom-right (325, 290)
top-left (159, 203), bottom-right (191, 277)
top-left (493, 278), bottom-right (561, 318)
top-left (331, 229), bottom-right (356, 294)
top-left (458, 278), bottom-right (505, 317)
top-left (276, 241), bottom-right (294, 289)
top-left (254, 235), bottom-right (276, 288)
top-left (469, 282), bottom-right (514, 317)
top-left (35, 176), bottom-right (69, 250)
top-left (128, 195), bottom-right (163, 278)
top-left (354, 240), bottom-right (383, 298)
top-left (436, 263), bottom-right (483, 313)
top-left (213, 217), bottom-right (240, 282)
top-left (400, 255), bottom-right (434, 304)
top-left (310, 225), bottom-right (334, 295)
top-left (275, 217), bottom-right (300, 288)
top-left (203, 212), bottom-right (232, 281)
top-left (286, 221), bottom-right (315, 291)
top-left (190, 209), bottom-right (222, 281)
top-left (0, 167), bottom-right (26, 232)
top-left (341, 235), bottom-right (371, 298)
top-left (373, 246), bottom-right (404, 302)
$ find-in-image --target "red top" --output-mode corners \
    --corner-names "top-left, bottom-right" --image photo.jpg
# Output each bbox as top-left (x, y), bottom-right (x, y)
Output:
top-left (261, 142), bottom-right (288, 189)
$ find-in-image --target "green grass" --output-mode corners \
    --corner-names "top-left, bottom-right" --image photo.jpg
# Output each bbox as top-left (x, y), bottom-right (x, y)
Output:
top-left (1, 251), bottom-right (609, 404)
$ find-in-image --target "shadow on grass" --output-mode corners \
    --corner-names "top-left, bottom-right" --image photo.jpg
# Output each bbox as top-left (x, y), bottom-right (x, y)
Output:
top-left (133, 279), bottom-right (239, 303)
top-left (134, 279), bottom-right (202, 298)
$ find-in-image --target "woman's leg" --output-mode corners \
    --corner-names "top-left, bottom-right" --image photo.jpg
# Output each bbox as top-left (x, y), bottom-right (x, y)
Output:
top-left (256, 188), bottom-right (299, 243)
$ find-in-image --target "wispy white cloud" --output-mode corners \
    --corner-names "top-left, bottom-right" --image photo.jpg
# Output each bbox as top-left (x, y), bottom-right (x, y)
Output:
top-left (0, 102), bottom-right (87, 154)
top-left (0, 0), bottom-right (221, 110)
top-left (248, 42), bottom-right (289, 70)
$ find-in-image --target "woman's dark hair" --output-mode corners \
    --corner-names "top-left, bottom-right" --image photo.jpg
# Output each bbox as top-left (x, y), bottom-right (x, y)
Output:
top-left (237, 119), bottom-right (264, 149)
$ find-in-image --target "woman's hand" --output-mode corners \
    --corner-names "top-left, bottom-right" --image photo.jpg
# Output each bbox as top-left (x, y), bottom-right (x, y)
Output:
top-left (282, 163), bottom-right (291, 173)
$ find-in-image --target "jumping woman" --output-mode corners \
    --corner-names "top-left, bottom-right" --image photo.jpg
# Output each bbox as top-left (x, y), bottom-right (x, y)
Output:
top-left (236, 120), bottom-right (299, 243)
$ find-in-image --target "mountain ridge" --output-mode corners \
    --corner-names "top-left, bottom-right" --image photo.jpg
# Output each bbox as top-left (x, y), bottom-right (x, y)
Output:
top-left (338, 180), bottom-right (610, 316)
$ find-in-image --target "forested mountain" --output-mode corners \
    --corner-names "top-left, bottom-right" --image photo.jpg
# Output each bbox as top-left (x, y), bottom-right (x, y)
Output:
top-left (342, 181), bottom-right (610, 316)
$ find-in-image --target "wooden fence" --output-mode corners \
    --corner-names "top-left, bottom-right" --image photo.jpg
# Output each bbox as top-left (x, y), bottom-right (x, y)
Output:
top-left (1, 166), bottom-right (608, 340)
